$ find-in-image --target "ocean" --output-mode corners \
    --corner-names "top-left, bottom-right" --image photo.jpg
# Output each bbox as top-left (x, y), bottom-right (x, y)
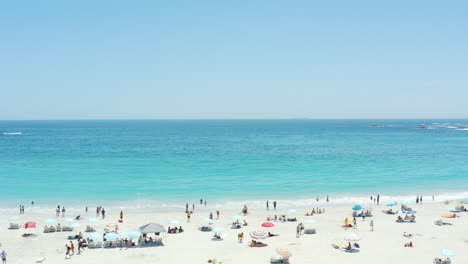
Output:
top-left (0, 119), bottom-right (467, 213)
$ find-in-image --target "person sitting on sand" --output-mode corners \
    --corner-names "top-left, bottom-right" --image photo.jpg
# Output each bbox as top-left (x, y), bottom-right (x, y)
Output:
top-left (179, 226), bottom-right (184, 232)
top-left (344, 242), bottom-right (352, 250)
top-left (353, 242), bottom-right (360, 248)
top-left (243, 220), bottom-right (248, 226)
top-left (404, 242), bottom-right (413, 247)
top-left (332, 244), bottom-right (340, 249)
top-left (238, 232), bottom-right (244, 243)
top-left (305, 212), bottom-right (310, 216)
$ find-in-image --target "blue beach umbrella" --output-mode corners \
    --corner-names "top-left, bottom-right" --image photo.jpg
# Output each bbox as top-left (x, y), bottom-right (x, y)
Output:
top-left (440, 249), bottom-right (456, 257)
top-left (104, 232), bottom-right (119, 240)
top-left (118, 232), bottom-right (129, 238)
top-left (128, 232), bottom-right (142, 239)
top-left (45, 219), bottom-right (58, 225)
top-left (232, 215), bottom-right (243, 221)
top-left (211, 227), bottom-right (225, 233)
top-left (168, 220), bottom-right (180, 225)
top-left (87, 218), bottom-right (98, 223)
top-left (446, 207), bottom-right (457, 212)
top-left (352, 205), bottom-right (362, 211)
top-left (88, 233), bottom-right (103, 240)
top-left (203, 218), bottom-right (214, 224)
top-left (304, 220), bottom-right (317, 224)
top-left (8, 216), bottom-right (19, 221)
top-left (69, 223), bottom-right (82, 228)
top-left (288, 209), bottom-right (297, 214)
top-left (64, 218), bottom-right (74, 222)
top-left (405, 211), bottom-right (417, 214)
top-left (386, 203), bottom-right (397, 207)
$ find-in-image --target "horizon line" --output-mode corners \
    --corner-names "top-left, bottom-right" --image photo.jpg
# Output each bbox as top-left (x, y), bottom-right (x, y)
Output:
top-left (1, 117), bottom-right (467, 121)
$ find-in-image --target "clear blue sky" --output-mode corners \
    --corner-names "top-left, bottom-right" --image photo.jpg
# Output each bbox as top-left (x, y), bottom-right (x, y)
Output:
top-left (1, 0), bottom-right (467, 119)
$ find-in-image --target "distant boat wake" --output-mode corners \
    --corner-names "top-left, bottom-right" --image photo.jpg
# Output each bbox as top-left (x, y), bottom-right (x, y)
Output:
top-left (2, 132), bottom-right (22, 135)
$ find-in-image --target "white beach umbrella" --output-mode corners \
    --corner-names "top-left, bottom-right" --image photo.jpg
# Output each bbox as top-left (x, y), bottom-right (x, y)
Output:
top-left (344, 233), bottom-right (361, 241)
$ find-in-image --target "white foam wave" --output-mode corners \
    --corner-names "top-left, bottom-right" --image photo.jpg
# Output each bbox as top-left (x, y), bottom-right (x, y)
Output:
top-left (2, 132), bottom-right (22, 135)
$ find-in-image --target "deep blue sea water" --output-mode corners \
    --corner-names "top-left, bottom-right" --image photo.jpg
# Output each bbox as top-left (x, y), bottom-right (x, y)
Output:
top-left (0, 120), bottom-right (467, 211)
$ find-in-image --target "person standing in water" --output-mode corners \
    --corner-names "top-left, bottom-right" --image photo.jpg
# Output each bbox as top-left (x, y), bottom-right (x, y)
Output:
top-left (327, 195), bottom-right (329, 202)
top-left (266, 200), bottom-right (269, 210)
top-left (120, 211), bottom-right (124, 220)
top-left (273, 201), bottom-right (277, 210)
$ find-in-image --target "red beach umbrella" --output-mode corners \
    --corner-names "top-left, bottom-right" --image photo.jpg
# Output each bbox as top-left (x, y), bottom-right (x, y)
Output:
top-left (261, 222), bottom-right (275, 228)
top-left (24, 222), bottom-right (37, 229)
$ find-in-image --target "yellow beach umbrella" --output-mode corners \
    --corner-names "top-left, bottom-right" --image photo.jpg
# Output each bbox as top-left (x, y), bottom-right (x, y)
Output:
top-left (342, 218), bottom-right (353, 223)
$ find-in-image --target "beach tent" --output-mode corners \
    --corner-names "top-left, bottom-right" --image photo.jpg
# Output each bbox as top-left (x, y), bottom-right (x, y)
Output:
top-left (139, 223), bottom-right (166, 233)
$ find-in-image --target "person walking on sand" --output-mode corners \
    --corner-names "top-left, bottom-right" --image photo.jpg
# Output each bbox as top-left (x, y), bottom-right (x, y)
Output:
top-left (65, 244), bottom-right (71, 259)
top-left (120, 211), bottom-right (124, 220)
top-left (62, 207), bottom-right (66, 217)
top-left (296, 224), bottom-right (301, 238)
top-left (420, 196), bottom-right (423, 203)
top-left (192, 203), bottom-right (195, 211)
top-left (1, 250), bottom-right (7, 264)
top-left (416, 196), bottom-right (419, 204)
top-left (200, 198), bottom-right (203, 205)
top-left (377, 194), bottom-right (380, 205)
top-left (209, 212), bottom-right (213, 220)
top-left (353, 217), bottom-right (357, 229)
top-left (266, 200), bottom-right (269, 210)
top-left (70, 241), bottom-right (75, 255)
top-left (101, 208), bottom-right (106, 219)
top-left (216, 210), bottom-right (220, 219)
top-left (273, 201), bottom-right (277, 210)
top-left (185, 203), bottom-right (189, 212)
top-left (187, 211), bottom-right (191, 223)
top-left (370, 220), bottom-right (374, 231)
top-left (204, 200), bottom-right (207, 207)
top-left (85, 206), bottom-right (88, 213)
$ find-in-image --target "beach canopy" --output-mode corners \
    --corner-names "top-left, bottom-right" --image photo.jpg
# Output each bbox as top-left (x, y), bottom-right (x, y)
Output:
top-left (24, 222), bottom-right (37, 229)
top-left (344, 233), bottom-right (361, 241)
top-left (104, 232), bottom-right (119, 240)
top-left (45, 219), bottom-right (58, 225)
top-left (232, 215), bottom-right (243, 221)
top-left (139, 223), bottom-right (166, 233)
top-left (441, 212), bottom-right (456, 218)
top-left (276, 248), bottom-right (292, 258)
top-left (386, 203), bottom-right (397, 207)
top-left (87, 218), bottom-right (98, 223)
top-left (261, 222), bottom-right (275, 228)
top-left (168, 220), bottom-right (180, 225)
top-left (8, 216), bottom-right (19, 221)
top-left (287, 209), bottom-right (297, 214)
top-left (352, 205), bottom-right (362, 211)
top-left (128, 232), bottom-right (142, 238)
top-left (250, 229), bottom-right (268, 240)
top-left (211, 227), bottom-right (225, 233)
top-left (88, 233), bottom-right (103, 240)
top-left (440, 249), bottom-right (456, 257)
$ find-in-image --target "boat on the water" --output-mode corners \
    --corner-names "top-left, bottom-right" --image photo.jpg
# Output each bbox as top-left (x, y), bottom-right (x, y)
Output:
top-left (418, 124), bottom-right (428, 129)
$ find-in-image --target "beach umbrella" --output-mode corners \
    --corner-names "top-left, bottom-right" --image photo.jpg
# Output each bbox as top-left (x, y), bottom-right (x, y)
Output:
top-left (441, 212), bottom-right (456, 218)
top-left (104, 232), bottom-right (119, 240)
top-left (128, 232), bottom-right (142, 238)
top-left (88, 233), bottom-right (103, 240)
top-left (342, 218), bottom-right (353, 223)
top-left (118, 232), bottom-right (129, 238)
top-left (232, 215), bottom-right (243, 221)
top-left (8, 216), bottom-right (19, 221)
top-left (440, 249), bottom-right (456, 257)
top-left (352, 205), bottom-right (362, 211)
top-left (386, 203), bottom-right (397, 207)
top-left (168, 220), bottom-right (180, 225)
top-left (405, 210), bottom-right (417, 214)
top-left (287, 209), bottom-right (297, 214)
top-left (304, 220), bottom-right (317, 224)
top-left (276, 248), bottom-right (292, 258)
top-left (69, 223), bottom-right (82, 228)
top-left (45, 219), bottom-right (58, 225)
top-left (203, 218), bottom-right (215, 224)
top-left (344, 233), bottom-right (361, 241)
top-left (250, 229), bottom-right (268, 240)
top-left (106, 223), bottom-right (116, 228)
top-left (87, 218), bottom-right (98, 223)
top-left (64, 218), bottom-right (74, 222)
top-left (139, 223), bottom-right (166, 233)
top-left (211, 227), bottom-right (225, 233)
top-left (446, 207), bottom-right (458, 212)
top-left (460, 201), bottom-right (468, 204)
top-left (261, 222), bottom-right (275, 228)
top-left (24, 222), bottom-right (37, 229)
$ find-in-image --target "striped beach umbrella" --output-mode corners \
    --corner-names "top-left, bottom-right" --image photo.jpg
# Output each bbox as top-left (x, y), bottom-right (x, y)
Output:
top-left (250, 229), bottom-right (268, 240)
top-left (276, 248), bottom-right (292, 258)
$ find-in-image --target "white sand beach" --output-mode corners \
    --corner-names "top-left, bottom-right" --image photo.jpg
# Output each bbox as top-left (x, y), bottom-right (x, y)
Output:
top-left (1, 201), bottom-right (467, 264)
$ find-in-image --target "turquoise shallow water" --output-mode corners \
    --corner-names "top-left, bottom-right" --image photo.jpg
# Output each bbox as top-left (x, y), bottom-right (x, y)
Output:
top-left (0, 120), bottom-right (467, 210)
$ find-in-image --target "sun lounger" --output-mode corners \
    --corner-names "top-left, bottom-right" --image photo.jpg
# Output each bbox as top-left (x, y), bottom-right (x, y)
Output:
top-left (199, 226), bottom-right (213, 232)
top-left (271, 257), bottom-right (290, 263)
top-left (434, 220), bottom-right (452, 226)
top-left (49, 226), bottom-right (56, 232)
top-left (85, 225), bottom-right (96, 232)
top-left (8, 223), bottom-right (20, 229)
top-left (304, 228), bottom-right (316, 234)
top-left (43, 227), bottom-right (49, 233)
